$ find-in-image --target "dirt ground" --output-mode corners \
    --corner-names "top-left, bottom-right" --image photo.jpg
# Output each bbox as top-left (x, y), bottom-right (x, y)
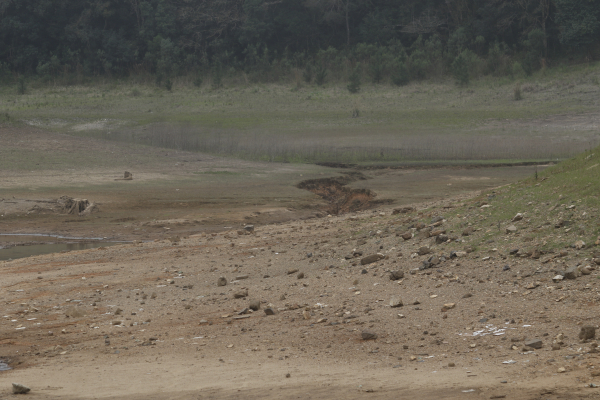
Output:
top-left (0, 126), bottom-right (539, 242)
top-left (2, 126), bottom-right (598, 399)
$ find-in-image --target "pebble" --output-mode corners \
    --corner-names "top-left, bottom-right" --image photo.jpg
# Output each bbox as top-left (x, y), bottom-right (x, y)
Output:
top-left (524, 339), bottom-right (542, 349)
top-left (217, 277), bottom-right (227, 287)
top-left (264, 308), bottom-right (275, 316)
top-left (389, 296), bottom-right (403, 308)
top-left (249, 299), bottom-right (260, 311)
top-left (361, 331), bottom-right (378, 340)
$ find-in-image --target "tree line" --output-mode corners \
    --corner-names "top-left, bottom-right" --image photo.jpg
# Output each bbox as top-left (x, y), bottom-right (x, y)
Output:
top-left (1, 0), bottom-right (599, 86)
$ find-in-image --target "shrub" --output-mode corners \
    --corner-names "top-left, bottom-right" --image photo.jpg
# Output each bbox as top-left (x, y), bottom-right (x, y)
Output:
top-left (347, 64), bottom-right (361, 93)
top-left (314, 63), bottom-right (327, 86)
top-left (17, 77), bottom-right (26, 95)
top-left (369, 53), bottom-right (384, 84)
top-left (211, 60), bottom-right (223, 89)
top-left (514, 83), bottom-right (523, 101)
top-left (391, 61), bottom-right (410, 86)
top-left (303, 63), bottom-right (313, 83)
top-left (193, 75), bottom-right (203, 87)
top-left (452, 52), bottom-right (470, 86)
top-left (165, 78), bottom-right (173, 91)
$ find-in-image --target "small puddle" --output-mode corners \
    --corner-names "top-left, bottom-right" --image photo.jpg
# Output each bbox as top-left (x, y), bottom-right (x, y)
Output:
top-left (0, 361), bottom-right (10, 371)
top-left (0, 234), bottom-right (123, 261)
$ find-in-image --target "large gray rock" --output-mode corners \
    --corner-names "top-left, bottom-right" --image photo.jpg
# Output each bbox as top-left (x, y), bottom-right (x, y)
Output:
top-left (579, 326), bottom-right (596, 340)
top-left (12, 383), bottom-right (31, 394)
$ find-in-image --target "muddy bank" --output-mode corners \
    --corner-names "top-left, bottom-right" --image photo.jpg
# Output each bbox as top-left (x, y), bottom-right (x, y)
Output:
top-left (316, 161), bottom-right (555, 170)
top-left (297, 172), bottom-right (391, 215)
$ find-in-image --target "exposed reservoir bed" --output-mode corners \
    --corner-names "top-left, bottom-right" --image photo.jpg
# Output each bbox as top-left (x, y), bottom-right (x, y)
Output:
top-left (0, 234), bottom-right (123, 261)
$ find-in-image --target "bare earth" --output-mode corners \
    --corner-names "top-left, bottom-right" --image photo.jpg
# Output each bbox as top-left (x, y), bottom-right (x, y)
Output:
top-left (1, 126), bottom-right (597, 399)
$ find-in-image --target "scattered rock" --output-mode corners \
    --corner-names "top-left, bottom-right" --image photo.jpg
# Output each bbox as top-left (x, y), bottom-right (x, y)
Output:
top-left (217, 277), bottom-right (227, 287)
top-left (393, 207), bottom-right (415, 214)
top-left (264, 308), bottom-right (275, 316)
top-left (564, 267), bottom-right (579, 280)
top-left (389, 296), bottom-right (403, 308)
top-left (462, 227), bottom-right (474, 236)
top-left (441, 303), bottom-right (456, 312)
top-left (243, 225), bottom-right (254, 233)
top-left (12, 383), bottom-right (31, 394)
top-left (574, 240), bottom-right (586, 250)
top-left (417, 246), bottom-right (431, 256)
top-left (524, 339), bottom-right (543, 349)
top-left (579, 326), bottom-right (596, 341)
top-left (512, 213), bottom-right (523, 222)
top-left (389, 271), bottom-right (404, 281)
top-left (360, 253), bottom-right (384, 265)
top-left (249, 300), bottom-right (261, 311)
top-left (401, 232), bottom-right (413, 241)
top-left (297, 272), bottom-right (305, 279)
top-left (234, 290), bottom-right (248, 299)
top-left (361, 331), bottom-right (377, 340)
top-left (505, 225), bottom-right (517, 234)
top-left (580, 265), bottom-right (593, 275)
top-left (287, 268), bottom-right (299, 275)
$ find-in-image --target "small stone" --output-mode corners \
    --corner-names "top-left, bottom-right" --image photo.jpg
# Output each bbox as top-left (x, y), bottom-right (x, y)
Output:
top-left (297, 272), bottom-right (304, 279)
top-left (574, 240), bottom-right (586, 250)
top-left (524, 339), bottom-right (543, 349)
top-left (361, 331), bottom-right (377, 340)
top-left (390, 296), bottom-right (403, 308)
top-left (264, 308), bottom-right (275, 316)
top-left (564, 267), bottom-right (579, 280)
top-left (417, 246), bottom-right (431, 256)
top-left (579, 326), bottom-right (596, 340)
top-left (512, 213), bottom-right (523, 222)
top-left (552, 275), bottom-right (564, 282)
top-left (236, 275), bottom-right (249, 280)
top-left (234, 289), bottom-right (248, 299)
top-left (448, 362), bottom-right (455, 367)
top-left (557, 367), bottom-right (566, 373)
top-left (360, 254), bottom-right (385, 265)
top-left (114, 308), bottom-right (123, 315)
top-left (12, 383), bottom-right (31, 394)
top-left (285, 373), bottom-right (291, 378)
top-left (401, 232), bottom-right (413, 241)
top-left (552, 343), bottom-right (561, 350)
top-left (389, 270), bottom-right (404, 281)
top-left (505, 225), bottom-right (517, 234)
top-left (243, 225), bottom-right (254, 233)
top-left (287, 268), bottom-right (299, 275)
top-left (217, 277), bottom-right (227, 287)
top-left (249, 300), bottom-right (260, 311)
top-left (441, 303), bottom-right (456, 312)
top-left (302, 310), bottom-right (311, 320)
top-left (580, 265), bottom-right (593, 275)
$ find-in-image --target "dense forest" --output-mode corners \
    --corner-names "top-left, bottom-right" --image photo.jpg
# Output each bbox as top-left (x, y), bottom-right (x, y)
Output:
top-left (1, 0), bottom-right (600, 86)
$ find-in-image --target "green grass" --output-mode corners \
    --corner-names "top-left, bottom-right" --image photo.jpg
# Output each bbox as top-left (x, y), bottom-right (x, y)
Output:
top-left (439, 146), bottom-right (600, 256)
top-left (1, 62), bottom-right (599, 164)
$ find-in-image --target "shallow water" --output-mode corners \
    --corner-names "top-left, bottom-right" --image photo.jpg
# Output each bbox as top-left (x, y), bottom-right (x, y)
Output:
top-left (0, 234), bottom-right (122, 261)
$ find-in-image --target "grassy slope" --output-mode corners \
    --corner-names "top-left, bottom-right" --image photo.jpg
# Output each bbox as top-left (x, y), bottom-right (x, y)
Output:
top-left (433, 147), bottom-right (600, 259)
top-left (1, 63), bottom-right (599, 163)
